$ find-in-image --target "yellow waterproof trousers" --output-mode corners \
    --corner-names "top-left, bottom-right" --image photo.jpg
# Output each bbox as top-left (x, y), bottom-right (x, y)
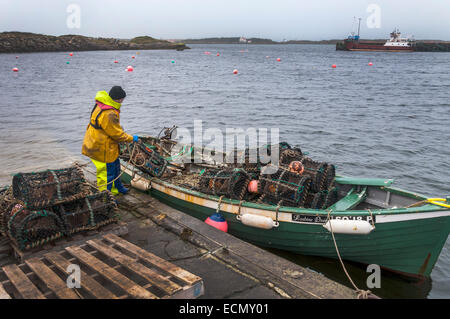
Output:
top-left (91, 159), bottom-right (119, 195)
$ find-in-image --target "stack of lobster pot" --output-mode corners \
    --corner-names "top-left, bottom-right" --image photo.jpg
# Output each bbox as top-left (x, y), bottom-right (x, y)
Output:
top-left (230, 142), bottom-right (296, 180)
top-left (0, 166), bottom-right (118, 251)
top-left (120, 141), bottom-right (168, 178)
top-left (257, 164), bottom-right (312, 207)
top-left (198, 168), bottom-right (250, 200)
top-left (279, 150), bottom-right (338, 209)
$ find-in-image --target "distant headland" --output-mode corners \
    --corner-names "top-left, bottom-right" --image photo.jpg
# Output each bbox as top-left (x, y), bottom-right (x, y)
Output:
top-left (179, 37), bottom-right (340, 45)
top-left (180, 36), bottom-right (450, 51)
top-left (0, 32), bottom-right (189, 53)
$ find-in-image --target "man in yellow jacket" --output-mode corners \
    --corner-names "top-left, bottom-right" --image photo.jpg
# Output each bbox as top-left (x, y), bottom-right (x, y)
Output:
top-left (82, 86), bottom-right (138, 195)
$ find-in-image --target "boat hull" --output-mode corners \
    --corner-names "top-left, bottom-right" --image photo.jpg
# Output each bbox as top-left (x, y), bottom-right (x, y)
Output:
top-left (121, 171), bottom-right (450, 278)
top-left (344, 40), bottom-right (414, 52)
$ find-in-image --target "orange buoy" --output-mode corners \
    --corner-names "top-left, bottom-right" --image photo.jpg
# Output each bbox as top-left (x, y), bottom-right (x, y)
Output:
top-left (205, 213), bottom-right (228, 232)
top-left (332, 64), bottom-right (337, 68)
top-left (69, 52), bottom-right (73, 56)
top-left (289, 161), bottom-right (304, 174)
top-left (248, 180), bottom-right (259, 193)
top-left (368, 62), bottom-right (373, 66)
top-left (126, 66), bottom-right (134, 72)
top-left (12, 67), bottom-right (19, 72)
top-left (276, 58), bottom-right (281, 62)
top-left (233, 69), bottom-right (238, 74)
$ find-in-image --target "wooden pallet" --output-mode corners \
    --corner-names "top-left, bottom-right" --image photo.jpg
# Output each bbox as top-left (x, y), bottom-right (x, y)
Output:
top-left (0, 233), bottom-right (204, 299)
top-left (10, 221), bottom-right (129, 262)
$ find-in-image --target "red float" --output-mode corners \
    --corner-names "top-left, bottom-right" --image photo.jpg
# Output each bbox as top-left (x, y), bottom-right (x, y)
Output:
top-left (12, 67), bottom-right (19, 72)
top-left (332, 64), bottom-right (337, 68)
top-left (233, 69), bottom-right (238, 74)
top-left (205, 213), bottom-right (228, 232)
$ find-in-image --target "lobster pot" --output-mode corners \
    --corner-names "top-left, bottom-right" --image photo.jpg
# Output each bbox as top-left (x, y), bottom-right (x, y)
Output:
top-left (4, 204), bottom-right (65, 251)
top-left (305, 187), bottom-right (339, 209)
top-left (198, 169), bottom-right (250, 200)
top-left (54, 191), bottom-right (118, 234)
top-left (279, 148), bottom-right (303, 166)
top-left (258, 165), bottom-right (312, 207)
top-left (12, 166), bottom-right (90, 210)
top-left (128, 142), bottom-right (168, 178)
top-left (300, 157), bottom-right (331, 193)
top-left (0, 187), bottom-right (16, 235)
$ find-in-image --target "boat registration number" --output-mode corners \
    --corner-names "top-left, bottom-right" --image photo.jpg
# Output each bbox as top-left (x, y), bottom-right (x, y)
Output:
top-left (291, 214), bottom-right (375, 224)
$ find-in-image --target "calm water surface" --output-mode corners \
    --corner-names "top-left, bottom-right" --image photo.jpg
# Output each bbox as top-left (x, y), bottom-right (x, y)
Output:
top-left (0, 44), bottom-right (449, 298)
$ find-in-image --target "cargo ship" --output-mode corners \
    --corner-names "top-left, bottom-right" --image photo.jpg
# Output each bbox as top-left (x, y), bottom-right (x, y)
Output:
top-left (342, 18), bottom-right (415, 52)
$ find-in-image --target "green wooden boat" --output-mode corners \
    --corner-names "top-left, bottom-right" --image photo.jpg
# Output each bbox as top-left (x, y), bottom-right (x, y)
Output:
top-left (120, 137), bottom-right (450, 278)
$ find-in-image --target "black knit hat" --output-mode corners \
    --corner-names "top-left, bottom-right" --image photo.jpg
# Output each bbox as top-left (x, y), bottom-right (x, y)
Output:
top-left (109, 86), bottom-right (126, 100)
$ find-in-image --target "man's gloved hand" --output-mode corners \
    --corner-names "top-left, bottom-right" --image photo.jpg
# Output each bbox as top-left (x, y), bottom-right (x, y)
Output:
top-left (133, 135), bottom-right (139, 142)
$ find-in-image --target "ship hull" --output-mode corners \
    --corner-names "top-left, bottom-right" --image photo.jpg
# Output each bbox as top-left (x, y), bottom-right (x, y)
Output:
top-left (344, 41), bottom-right (414, 52)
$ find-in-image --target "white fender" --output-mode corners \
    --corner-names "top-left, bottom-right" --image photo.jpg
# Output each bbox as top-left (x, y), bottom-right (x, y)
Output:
top-left (238, 213), bottom-right (278, 230)
top-left (323, 219), bottom-right (374, 235)
top-left (130, 176), bottom-right (151, 191)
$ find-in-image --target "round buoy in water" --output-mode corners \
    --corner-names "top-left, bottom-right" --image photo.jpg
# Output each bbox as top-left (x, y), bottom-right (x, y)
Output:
top-left (69, 52), bottom-right (73, 56)
top-left (132, 56), bottom-right (135, 59)
top-left (171, 60), bottom-right (175, 63)
top-left (66, 61), bottom-right (70, 64)
top-left (114, 60), bottom-right (119, 63)
top-left (277, 58), bottom-right (281, 62)
top-left (126, 66), bottom-right (134, 72)
top-left (15, 56), bottom-right (19, 59)
top-left (12, 67), bottom-right (19, 72)
top-left (205, 212), bottom-right (228, 232)
top-left (332, 64), bottom-right (337, 68)
top-left (217, 53), bottom-right (220, 56)
top-left (248, 180), bottom-right (259, 193)
top-left (368, 62), bottom-right (373, 66)
top-left (233, 69), bottom-right (238, 74)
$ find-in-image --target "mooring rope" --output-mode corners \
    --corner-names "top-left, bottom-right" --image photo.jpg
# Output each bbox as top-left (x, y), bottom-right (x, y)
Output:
top-left (326, 209), bottom-right (373, 299)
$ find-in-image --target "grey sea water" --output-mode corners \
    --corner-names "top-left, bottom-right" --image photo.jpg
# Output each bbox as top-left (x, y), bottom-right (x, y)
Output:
top-left (0, 44), bottom-right (449, 298)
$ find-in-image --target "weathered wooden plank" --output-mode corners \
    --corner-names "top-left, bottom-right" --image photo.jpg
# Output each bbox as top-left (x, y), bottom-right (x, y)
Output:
top-left (44, 251), bottom-right (117, 299)
top-left (104, 233), bottom-right (201, 285)
top-left (2, 264), bottom-right (46, 299)
top-left (25, 258), bottom-right (80, 299)
top-left (0, 282), bottom-right (11, 299)
top-left (65, 245), bottom-right (156, 299)
top-left (87, 238), bottom-right (181, 295)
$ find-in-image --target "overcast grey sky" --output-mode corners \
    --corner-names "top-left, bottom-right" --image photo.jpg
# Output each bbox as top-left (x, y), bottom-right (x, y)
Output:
top-left (1, 0), bottom-right (449, 40)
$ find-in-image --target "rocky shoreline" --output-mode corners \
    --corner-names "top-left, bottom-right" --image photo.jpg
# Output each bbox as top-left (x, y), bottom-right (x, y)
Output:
top-left (0, 32), bottom-right (189, 53)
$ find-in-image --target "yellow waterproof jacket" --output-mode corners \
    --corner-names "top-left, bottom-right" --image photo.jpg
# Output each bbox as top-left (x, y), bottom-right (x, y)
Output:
top-left (82, 91), bottom-right (133, 163)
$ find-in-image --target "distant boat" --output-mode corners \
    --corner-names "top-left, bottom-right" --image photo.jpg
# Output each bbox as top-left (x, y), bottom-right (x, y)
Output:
top-left (343, 18), bottom-right (415, 52)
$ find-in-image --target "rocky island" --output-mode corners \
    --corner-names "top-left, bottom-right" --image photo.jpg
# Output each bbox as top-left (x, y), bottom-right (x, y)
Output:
top-left (0, 32), bottom-right (189, 53)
